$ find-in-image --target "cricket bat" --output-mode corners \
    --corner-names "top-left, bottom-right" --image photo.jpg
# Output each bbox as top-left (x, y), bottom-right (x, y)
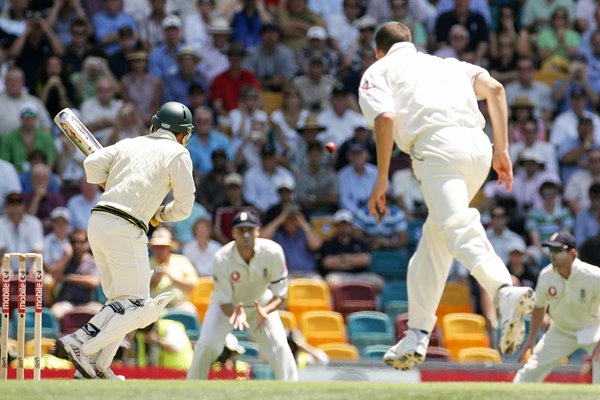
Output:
top-left (53, 108), bottom-right (159, 227)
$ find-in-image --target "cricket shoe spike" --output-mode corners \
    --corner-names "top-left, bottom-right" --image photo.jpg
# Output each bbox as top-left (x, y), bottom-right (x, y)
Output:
top-left (497, 286), bottom-right (536, 355)
top-left (54, 334), bottom-right (97, 379)
top-left (383, 329), bottom-right (429, 371)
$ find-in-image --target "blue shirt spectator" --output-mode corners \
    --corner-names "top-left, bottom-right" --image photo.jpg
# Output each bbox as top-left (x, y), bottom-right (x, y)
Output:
top-left (337, 144), bottom-right (378, 215)
top-left (92, 1), bottom-right (137, 56)
top-left (169, 202), bottom-right (210, 245)
top-left (187, 107), bottom-right (232, 175)
top-left (354, 204), bottom-right (408, 250)
top-left (148, 15), bottom-right (184, 80)
top-left (231, 6), bottom-right (263, 49)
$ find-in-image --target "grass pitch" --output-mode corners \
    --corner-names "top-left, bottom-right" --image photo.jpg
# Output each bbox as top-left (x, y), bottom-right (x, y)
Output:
top-left (1, 381), bottom-right (598, 400)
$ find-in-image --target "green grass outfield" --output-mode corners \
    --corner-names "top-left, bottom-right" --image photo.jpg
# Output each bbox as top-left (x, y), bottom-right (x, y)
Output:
top-left (2, 381), bottom-right (599, 400)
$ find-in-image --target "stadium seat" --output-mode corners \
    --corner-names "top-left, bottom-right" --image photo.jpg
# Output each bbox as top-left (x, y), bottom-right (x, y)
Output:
top-left (383, 300), bottom-right (409, 322)
top-left (11, 307), bottom-right (60, 341)
top-left (436, 282), bottom-right (474, 323)
top-left (380, 280), bottom-right (408, 308)
top-left (162, 309), bottom-right (201, 341)
top-left (25, 337), bottom-right (56, 356)
top-left (59, 308), bottom-right (96, 335)
top-left (331, 281), bottom-right (377, 319)
top-left (232, 328), bottom-right (251, 342)
top-left (457, 347), bottom-right (501, 364)
top-left (300, 310), bottom-right (346, 347)
top-left (287, 279), bottom-right (331, 323)
top-left (361, 344), bottom-right (390, 360)
top-left (97, 285), bottom-right (108, 304)
top-left (395, 313), bottom-right (443, 347)
top-left (369, 249), bottom-right (409, 281)
top-left (310, 215), bottom-right (336, 241)
top-left (263, 91), bottom-right (284, 115)
top-left (346, 311), bottom-right (394, 354)
top-left (426, 346), bottom-right (450, 361)
top-left (442, 313), bottom-right (490, 360)
top-left (189, 277), bottom-right (214, 323)
top-left (318, 342), bottom-right (359, 361)
top-left (252, 363), bottom-right (275, 380)
top-left (406, 218), bottom-right (424, 255)
top-left (238, 340), bottom-right (260, 358)
top-left (278, 310), bottom-right (297, 332)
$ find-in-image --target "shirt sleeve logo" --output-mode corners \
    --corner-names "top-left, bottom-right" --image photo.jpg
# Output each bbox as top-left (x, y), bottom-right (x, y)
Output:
top-left (360, 79), bottom-right (373, 93)
top-left (231, 271), bottom-right (240, 282)
top-left (548, 286), bottom-right (557, 297)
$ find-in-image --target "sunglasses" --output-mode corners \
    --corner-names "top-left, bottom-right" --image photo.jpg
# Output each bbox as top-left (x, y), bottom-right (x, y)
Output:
top-left (548, 247), bottom-right (568, 254)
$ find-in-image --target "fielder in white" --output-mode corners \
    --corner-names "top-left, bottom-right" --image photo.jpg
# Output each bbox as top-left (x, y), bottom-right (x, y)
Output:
top-left (358, 22), bottom-right (535, 370)
top-left (187, 211), bottom-right (298, 381)
top-left (514, 231), bottom-right (600, 383)
top-left (54, 102), bottom-right (196, 379)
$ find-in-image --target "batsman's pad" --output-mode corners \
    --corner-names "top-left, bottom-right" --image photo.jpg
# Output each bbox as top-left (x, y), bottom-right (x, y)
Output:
top-left (81, 292), bottom-right (174, 356)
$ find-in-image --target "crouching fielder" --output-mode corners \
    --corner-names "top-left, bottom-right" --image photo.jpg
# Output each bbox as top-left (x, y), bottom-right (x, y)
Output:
top-left (187, 211), bottom-right (298, 381)
top-left (54, 102), bottom-right (196, 379)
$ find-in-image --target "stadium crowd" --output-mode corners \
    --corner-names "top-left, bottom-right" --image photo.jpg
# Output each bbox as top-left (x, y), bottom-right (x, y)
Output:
top-left (0, 0), bottom-right (600, 371)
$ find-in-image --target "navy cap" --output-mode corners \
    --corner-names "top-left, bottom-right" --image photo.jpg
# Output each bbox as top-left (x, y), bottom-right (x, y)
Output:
top-left (232, 211), bottom-right (260, 228)
top-left (349, 142), bottom-right (366, 152)
top-left (542, 231), bottom-right (576, 249)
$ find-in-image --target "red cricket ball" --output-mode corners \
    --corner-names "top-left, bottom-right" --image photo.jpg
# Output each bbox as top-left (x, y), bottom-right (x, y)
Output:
top-left (325, 142), bottom-right (337, 153)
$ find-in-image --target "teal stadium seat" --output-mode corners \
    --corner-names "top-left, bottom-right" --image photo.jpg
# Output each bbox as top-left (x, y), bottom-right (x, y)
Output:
top-left (362, 344), bottom-right (390, 359)
top-left (346, 311), bottom-right (395, 355)
top-left (11, 307), bottom-right (60, 341)
top-left (161, 309), bottom-right (201, 341)
top-left (369, 250), bottom-right (409, 281)
top-left (238, 340), bottom-right (260, 357)
top-left (252, 363), bottom-right (275, 380)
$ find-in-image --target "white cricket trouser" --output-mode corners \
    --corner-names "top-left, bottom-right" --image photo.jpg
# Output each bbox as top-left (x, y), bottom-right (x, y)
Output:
top-left (514, 324), bottom-right (600, 383)
top-left (408, 127), bottom-right (512, 332)
top-left (87, 213), bottom-right (152, 301)
top-left (187, 301), bottom-right (298, 381)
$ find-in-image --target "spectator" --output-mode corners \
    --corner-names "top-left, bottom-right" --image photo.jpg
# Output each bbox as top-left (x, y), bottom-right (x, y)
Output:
top-left (233, 114), bottom-right (270, 171)
top-left (243, 144), bottom-right (295, 214)
top-left (486, 205), bottom-right (529, 266)
top-left (149, 227), bottom-right (199, 314)
top-left (549, 87), bottom-right (600, 150)
top-left (46, 0), bottom-right (92, 47)
top-left (326, 0), bottom-right (362, 58)
top-left (0, 104), bottom-right (56, 173)
top-left (434, 0), bottom-right (489, 61)
top-left (520, 0), bottom-right (576, 33)
top-left (182, 214), bottom-right (222, 276)
top-left (392, 165), bottom-right (427, 220)
top-left (434, 24), bottom-right (470, 59)
top-left (489, 34), bottom-right (520, 86)
top-left (575, 0), bottom-right (599, 35)
top-left (507, 97), bottom-right (547, 144)
top-left (188, 107), bottom-right (232, 178)
top-left (269, 84), bottom-right (309, 154)
top-left (262, 202), bottom-right (323, 278)
top-left (510, 118), bottom-right (558, 175)
top-left (197, 149), bottom-right (230, 213)
top-left (563, 148), bottom-right (600, 216)
top-left (72, 55), bottom-right (118, 104)
top-left (80, 77), bottom-right (123, 145)
top-left (343, 15), bottom-right (377, 72)
top-left (292, 54), bottom-right (336, 113)
top-left (137, 0), bottom-right (168, 51)
top-left (36, 55), bottom-right (77, 118)
top-left (582, 29), bottom-right (600, 95)
top-left (489, 5), bottom-right (530, 60)
top-left (367, 0), bottom-right (437, 31)
top-left (9, 9), bottom-right (65, 93)
top-left (55, 121), bottom-right (86, 189)
top-left (183, 0), bottom-right (219, 54)
top-left (43, 207), bottom-right (71, 273)
top-left (243, 22), bottom-right (297, 92)
top-left (342, 48), bottom-right (376, 105)
top-left (92, 0), bottom-right (137, 57)
top-left (579, 231), bottom-right (600, 265)
top-left (296, 26), bottom-right (340, 77)
top-left (23, 163), bottom-right (66, 233)
top-left (197, 17), bottom-right (232, 85)
top-left (334, 118), bottom-right (377, 171)
top-left (391, 0), bottom-right (428, 52)
top-left (213, 172), bottom-right (259, 243)
top-left (288, 114), bottom-right (333, 172)
top-left (337, 143), bottom-right (378, 216)
top-left (435, 0), bottom-right (492, 26)
top-left (505, 241), bottom-right (538, 288)
top-left (19, 150), bottom-right (61, 194)
top-left (231, 0), bottom-right (272, 49)
top-left (107, 26), bottom-right (140, 80)
top-left (134, 318), bottom-right (194, 371)
top-left (0, 192), bottom-right (44, 266)
top-left (209, 42), bottom-right (262, 117)
top-left (354, 200), bottom-right (409, 251)
top-left (229, 85), bottom-right (268, 154)
top-left (120, 50), bottom-right (162, 125)
top-left (505, 57), bottom-right (555, 124)
top-left (535, 6), bottom-right (580, 64)
top-left (188, 83), bottom-right (209, 112)
top-left (317, 84), bottom-right (364, 147)
top-left (573, 182), bottom-right (600, 245)
top-left (319, 209), bottom-right (382, 290)
top-left (558, 116), bottom-right (599, 184)
top-left (208, 334), bottom-right (252, 380)
top-left (307, 0), bottom-right (344, 22)
top-left (295, 142), bottom-right (339, 216)
top-left (67, 178), bottom-right (102, 231)
top-left (277, 0), bottom-right (326, 51)
top-left (63, 18), bottom-right (95, 76)
top-left (552, 56), bottom-right (597, 114)
top-left (0, 68), bottom-right (52, 135)
top-left (263, 174), bottom-right (303, 224)
top-left (148, 15), bottom-right (184, 81)
top-left (0, 159), bottom-right (21, 213)
top-left (49, 228), bottom-right (102, 320)
top-left (162, 46), bottom-right (208, 107)
top-left (106, 102), bottom-right (146, 145)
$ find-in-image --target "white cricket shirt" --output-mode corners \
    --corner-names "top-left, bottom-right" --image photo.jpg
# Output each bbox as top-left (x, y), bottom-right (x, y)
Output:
top-left (358, 42), bottom-right (487, 153)
top-left (534, 258), bottom-right (600, 331)
top-left (211, 238), bottom-right (288, 307)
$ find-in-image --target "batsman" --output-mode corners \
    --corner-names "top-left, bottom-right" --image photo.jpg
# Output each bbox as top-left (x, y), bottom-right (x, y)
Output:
top-left (53, 102), bottom-right (195, 379)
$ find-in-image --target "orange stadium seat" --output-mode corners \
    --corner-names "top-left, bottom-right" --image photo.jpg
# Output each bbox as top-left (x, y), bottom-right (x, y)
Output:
top-left (286, 278), bottom-right (331, 322)
top-left (442, 313), bottom-right (490, 360)
top-left (436, 282), bottom-right (474, 324)
top-left (300, 310), bottom-right (346, 347)
top-left (310, 216), bottom-right (336, 241)
top-left (189, 277), bottom-right (214, 323)
top-left (318, 342), bottom-right (359, 361)
top-left (25, 338), bottom-right (56, 356)
top-left (278, 310), bottom-right (297, 332)
top-left (457, 347), bottom-right (501, 364)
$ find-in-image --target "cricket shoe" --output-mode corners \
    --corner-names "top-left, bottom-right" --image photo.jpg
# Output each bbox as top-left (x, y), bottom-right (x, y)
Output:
top-left (383, 328), bottom-right (429, 371)
top-left (497, 286), bottom-right (536, 355)
top-left (94, 367), bottom-right (126, 381)
top-left (54, 334), bottom-right (97, 379)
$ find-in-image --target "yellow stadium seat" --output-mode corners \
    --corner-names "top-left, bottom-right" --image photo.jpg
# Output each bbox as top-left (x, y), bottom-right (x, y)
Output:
top-left (310, 216), bottom-right (337, 241)
top-left (457, 347), bottom-right (501, 364)
top-left (318, 342), bottom-right (359, 361)
top-left (189, 277), bottom-right (214, 323)
top-left (436, 282), bottom-right (474, 323)
top-left (442, 313), bottom-right (490, 360)
top-left (278, 310), bottom-right (297, 332)
top-left (25, 338), bottom-right (56, 357)
top-left (300, 310), bottom-right (346, 347)
top-left (263, 91), bottom-right (284, 115)
top-left (287, 278), bottom-right (331, 323)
